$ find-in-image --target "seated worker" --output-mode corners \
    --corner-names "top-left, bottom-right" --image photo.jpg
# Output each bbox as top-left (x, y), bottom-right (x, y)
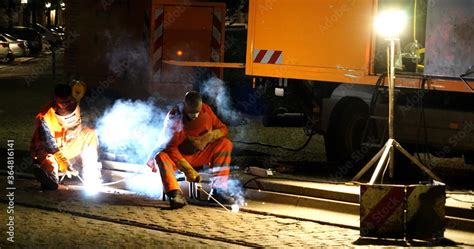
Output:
top-left (153, 91), bottom-right (234, 209)
top-left (30, 84), bottom-right (101, 190)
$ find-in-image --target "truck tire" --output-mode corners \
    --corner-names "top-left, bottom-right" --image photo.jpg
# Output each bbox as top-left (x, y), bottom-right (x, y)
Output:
top-left (324, 99), bottom-right (368, 164)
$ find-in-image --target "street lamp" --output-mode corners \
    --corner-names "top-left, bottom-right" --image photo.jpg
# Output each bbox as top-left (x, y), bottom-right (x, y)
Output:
top-left (45, 2), bottom-right (51, 8)
top-left (378, 9), bottom-right (405, 178)
top-left (352, 9), bottom-right (441, 183)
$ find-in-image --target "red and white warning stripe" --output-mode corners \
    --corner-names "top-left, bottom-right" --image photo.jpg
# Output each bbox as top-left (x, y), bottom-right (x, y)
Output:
top-left (152, 6), bottom-right (164, 81)
top-left (143, 10), bottom-right (150, 54)
top-left (253, 49), bottom-right (283, 64)
top-left (211, 8), bottom-right (222, 63)
top-left (211, 8), bottom-right (223, 77)
top-left (360, 185), bottom-right (415, 237)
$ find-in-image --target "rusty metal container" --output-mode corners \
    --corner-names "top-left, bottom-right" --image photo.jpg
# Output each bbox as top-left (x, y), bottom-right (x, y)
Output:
top-left (360, 182), bottom-right (445, 240)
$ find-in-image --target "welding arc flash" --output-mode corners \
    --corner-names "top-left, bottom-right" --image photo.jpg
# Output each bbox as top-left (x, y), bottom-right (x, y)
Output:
top-left (231, 204), bottom-right (239, 213)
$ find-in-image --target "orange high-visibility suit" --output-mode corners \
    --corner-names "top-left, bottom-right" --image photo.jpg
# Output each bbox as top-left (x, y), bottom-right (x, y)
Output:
top-left (154, 103), bottom-right (232, 193)
top-left (31, 101), bottom-right (98, 188)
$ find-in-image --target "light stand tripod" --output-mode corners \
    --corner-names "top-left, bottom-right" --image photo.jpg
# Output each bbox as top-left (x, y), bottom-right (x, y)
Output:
top-left (352, 37), bottom-right (441, 184)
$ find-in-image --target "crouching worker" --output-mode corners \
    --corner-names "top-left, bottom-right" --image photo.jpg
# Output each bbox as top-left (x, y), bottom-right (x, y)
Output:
top-left (30, 84), bottom-right (101, 190)
top-left (152, 91), bottom-right (234, 209)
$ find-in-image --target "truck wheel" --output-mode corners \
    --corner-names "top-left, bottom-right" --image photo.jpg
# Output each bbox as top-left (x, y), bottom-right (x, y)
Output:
top-left (324, 99), bottom-right (368, 164)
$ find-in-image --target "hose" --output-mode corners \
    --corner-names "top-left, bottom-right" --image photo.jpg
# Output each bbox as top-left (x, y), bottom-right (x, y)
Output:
top-left (234, 133), bottom-right (313, 152)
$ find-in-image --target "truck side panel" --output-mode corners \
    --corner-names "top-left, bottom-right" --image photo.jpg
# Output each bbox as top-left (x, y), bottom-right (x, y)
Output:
top-left (245, 0), bottom-right (376, 83)
top-left (148, 0), bottom-right (226, 102)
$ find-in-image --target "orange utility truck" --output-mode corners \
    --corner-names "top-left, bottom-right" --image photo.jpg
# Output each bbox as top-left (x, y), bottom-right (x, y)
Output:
top-left (245, 0), bottom-right (474, 165)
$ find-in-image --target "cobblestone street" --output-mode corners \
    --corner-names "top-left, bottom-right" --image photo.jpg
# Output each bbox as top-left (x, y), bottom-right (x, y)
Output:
top-left (1, 178), bottom-right (360, 248)
top-left (1, 204), bottom-right (243, 248)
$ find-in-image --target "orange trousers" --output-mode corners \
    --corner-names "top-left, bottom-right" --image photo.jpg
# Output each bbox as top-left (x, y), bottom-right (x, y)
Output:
top-left (155, 138), bottom-right (233, 193)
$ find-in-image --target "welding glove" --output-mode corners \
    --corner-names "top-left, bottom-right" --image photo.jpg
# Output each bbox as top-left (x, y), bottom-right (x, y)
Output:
top-left (210, 129), bottom-right (225, 140)
top-left (189, 129), bottom-right (225, 150)
top-left (177, 158), bottom-right (201, 182)
top-left (53, 150), bottom-right (71, 173)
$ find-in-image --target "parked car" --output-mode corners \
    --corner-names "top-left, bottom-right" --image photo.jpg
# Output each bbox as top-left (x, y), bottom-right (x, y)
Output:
top-left (0, 26), bottom-right (42, 55)
top-left (50, 26), bottom-right (65, 39)
top-left (0, 33), bottom-right (30, 57)
top-left (34, 23), bottom-right (62, 47)
top-left (0, 40), bottom-right (14, 63)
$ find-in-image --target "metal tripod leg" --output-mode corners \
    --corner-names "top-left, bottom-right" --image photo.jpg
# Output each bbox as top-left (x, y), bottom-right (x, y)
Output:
top-left (351, 138), bottom-right (443, 184)
top-left (369, 140), bottom-right (393, 184)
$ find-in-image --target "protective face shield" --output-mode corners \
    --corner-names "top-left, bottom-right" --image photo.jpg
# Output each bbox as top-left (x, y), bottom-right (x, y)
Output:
top-left (55, 105), bottom-right (81, 129)
top-left (54, 96), bottom-right (77, 116)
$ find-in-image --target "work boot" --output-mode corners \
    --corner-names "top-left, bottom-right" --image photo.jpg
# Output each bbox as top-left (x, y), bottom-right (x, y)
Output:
top-left (33, 166), bottom-right (59, 190)
top-left (167, 190), bottom-right (187, 209)
top-left (209, 189), bottom-right (235, 205)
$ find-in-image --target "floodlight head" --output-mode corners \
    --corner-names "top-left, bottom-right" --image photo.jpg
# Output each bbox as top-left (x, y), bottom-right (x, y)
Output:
top-left (374, 10), bottom-right (407, 39)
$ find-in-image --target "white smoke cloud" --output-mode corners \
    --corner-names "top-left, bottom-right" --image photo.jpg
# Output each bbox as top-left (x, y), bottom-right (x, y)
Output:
top-left (227, 178), bottom-right (245, 206)
top-left (200, 78), bottom-right (246, 205)
top-left (201, 77), bottom-right (244, 126)
top-left (95, 99), bottom-right (172, 198)
top-left (96, 99), bottom-right (170, 164)
top-left (125, 165), bottom-right (164, 199)
top-left (104, 32), bottom-right (149, 84)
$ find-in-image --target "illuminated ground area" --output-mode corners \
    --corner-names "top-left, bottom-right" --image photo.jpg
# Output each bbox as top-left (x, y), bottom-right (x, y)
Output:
top-left (3, 178), bottom-right (473, 247)
top-left (0, 178), bottom-right (360, 248)
top-left (0, 204), bottom-right (242, 248)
